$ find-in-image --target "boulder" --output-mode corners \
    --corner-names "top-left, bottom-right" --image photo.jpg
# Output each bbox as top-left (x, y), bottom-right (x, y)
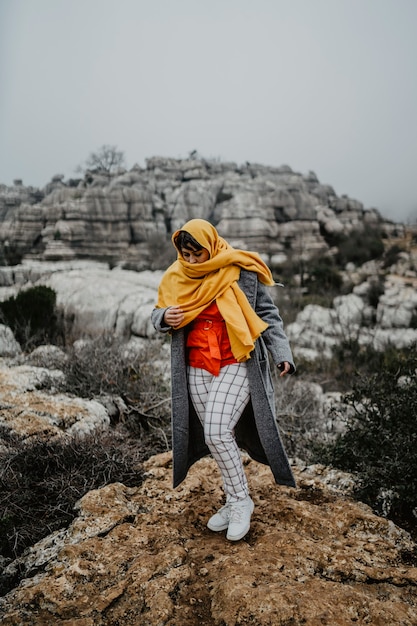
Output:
top-left (288, 275), bottom-right (417, 361)
top-left (377, 281), bottom-right (417, 329)
top-left (25, 345), bottom-right (68, 369)
top-left (333, 293), bottom-right (365, 326)
top-left (361, 327), bottom-right (417, 352)
top-left (0, 325), bottom-right (21, 357)
top-left (34, 266), bottom-right (163, 340)
top-left (0, 360), bottom-right (110, 445)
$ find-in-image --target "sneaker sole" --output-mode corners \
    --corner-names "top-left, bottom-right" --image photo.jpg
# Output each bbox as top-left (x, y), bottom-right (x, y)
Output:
top-left (207, 520), bottom-right (229, 532)
top-left (226, 524), bottom-right (250, 541)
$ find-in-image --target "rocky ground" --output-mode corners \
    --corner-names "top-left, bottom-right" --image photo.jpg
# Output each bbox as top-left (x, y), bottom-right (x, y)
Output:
top-left (0, 452), bottom-right (416, 625)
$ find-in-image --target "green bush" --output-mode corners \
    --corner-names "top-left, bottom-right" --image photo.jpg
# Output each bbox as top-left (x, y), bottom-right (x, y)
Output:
top-left (367, 278), bottom-right (385, 308)
top-left (0, 432), bottom-right (146, 595)
top-left (0, 285), bottom-right (62, 350)
top-left (326, 226), bottom-right (385, 267)
top-left (304, 257), bottom-right (343, 295)
top-left (315, 345), bottom-right (417, 533)
top-left (0, 243), bottom-right (23, 266)
top-left (382, 244), bottom-right (403, 269)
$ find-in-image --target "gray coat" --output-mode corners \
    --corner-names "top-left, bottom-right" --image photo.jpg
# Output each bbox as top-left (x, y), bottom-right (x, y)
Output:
top-left (151, 269), bottom-right (296, 489)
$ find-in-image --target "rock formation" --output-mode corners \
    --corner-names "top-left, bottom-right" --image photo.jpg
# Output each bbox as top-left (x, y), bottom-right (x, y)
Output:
top-left (287, 247), bottom-right (417, 361)
top-left (1, 244), bottom-right (416, 364)
top-left (0, 157), bottom-right (403, 267)
top-left (0, 355), bottom-right (110, 446)
top-left (0, 261), bottom-right (161, 341)
top-left (0, 452), bottom-right (416, 625)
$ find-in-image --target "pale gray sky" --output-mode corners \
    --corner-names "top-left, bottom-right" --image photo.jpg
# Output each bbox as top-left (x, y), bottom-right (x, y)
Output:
top-left (1, 0), bottom-right (416, 222)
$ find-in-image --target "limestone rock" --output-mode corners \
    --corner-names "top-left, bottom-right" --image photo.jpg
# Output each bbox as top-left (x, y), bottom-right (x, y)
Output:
top-left (0, 325), bottom-right (21, 357)
top-left (0, 259), bottom-right (109, 288)
top-left (25, 344), bottom-right (68, 369)
top-left (333, 293), bottom-right (365, 326)
top-left (0, 156), bottom-right (398, 267)
top-left (376, 279), bottom-right (417, 329)
top-left (0, 261), bottom-right (162, 344)
top-left (1, 251), bottom-right (416, 359)
top-left (364, 327), bottom-right (417, 352)
top-left (0, 453), bottom-right (415, 625)
top-left (288, 269), bottom-right (417, 361)
top-left (0, 359), bottom-right (110, 445)
top-left (33, 265), bottom-right (163, 339)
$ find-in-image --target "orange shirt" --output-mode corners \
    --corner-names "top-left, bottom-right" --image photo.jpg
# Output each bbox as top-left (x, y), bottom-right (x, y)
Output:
top-left (186, 301), bottom-right (238, 376)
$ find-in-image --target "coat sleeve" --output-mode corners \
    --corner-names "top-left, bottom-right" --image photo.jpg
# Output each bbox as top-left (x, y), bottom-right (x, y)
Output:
top-left (255, 281), bottom-right (296, 372)
top-left (151, 307), bottom-right (171, 333)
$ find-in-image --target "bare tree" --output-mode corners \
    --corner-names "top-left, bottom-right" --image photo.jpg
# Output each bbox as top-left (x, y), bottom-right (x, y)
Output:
top-left (77, 145), bottom-right (125, 175)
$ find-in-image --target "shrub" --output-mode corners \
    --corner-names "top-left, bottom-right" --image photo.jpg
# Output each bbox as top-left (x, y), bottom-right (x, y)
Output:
top-left (290, 341), bottom-right (386, 394)
top-left (410, 312), bottom-right (417, 329)
top-left (59, 336), bottom-right (171, 438)
top-left (314, 345), bottom-right (417, 533)
top-left (0, 285), bottom-right (62, 350)
top-left (0, 335), bottom-right (172, 595)
top-left (274, 375), bottom-right (324, 460)
top-left (367, 278), bottom-right (385, 308)
top-left (382, 244), bottom-right (403, 269)
top-left (0, 432), bottom-right (147, 595)
top-left (0, 243), bottom-right (23, 266)
top-left (304, 258), bottom-right (343, 295)
top-left (334, 226), bottom-right (385, 266)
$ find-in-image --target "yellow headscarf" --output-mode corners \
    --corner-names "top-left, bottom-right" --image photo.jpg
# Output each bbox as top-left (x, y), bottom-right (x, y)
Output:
top-left (155, 219), bottom-right (275, 362)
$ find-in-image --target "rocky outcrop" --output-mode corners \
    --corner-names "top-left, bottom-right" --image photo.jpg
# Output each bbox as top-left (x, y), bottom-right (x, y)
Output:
top-left (288, 250), bottom-right (417, 361)
top-left (0, 357), bottom-right (110, 445)
top-left (0, 452), bottom-right (416, 625)
top-left (287, 296), bottom-right (417, 361)
top-left (0, 157), bottom-right (403, 267)
top-left (38, 266), bottom-right (161, 339)
top-left (0, 261), bottom-right (161, 341)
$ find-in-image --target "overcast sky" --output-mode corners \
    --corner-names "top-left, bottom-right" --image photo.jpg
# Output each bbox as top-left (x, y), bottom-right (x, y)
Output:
top-left (1, 0), bottom-right (416, 223)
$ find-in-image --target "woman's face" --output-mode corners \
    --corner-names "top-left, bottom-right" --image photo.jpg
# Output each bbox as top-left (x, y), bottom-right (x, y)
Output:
top-left (181, 246), bottom-right (210, 264)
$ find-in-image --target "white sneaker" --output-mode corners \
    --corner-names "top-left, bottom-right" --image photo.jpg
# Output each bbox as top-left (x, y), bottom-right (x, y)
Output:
top-left (207, 503), bottom-right (231, 532)
top-left (226, 497), bottom-right (254, 541)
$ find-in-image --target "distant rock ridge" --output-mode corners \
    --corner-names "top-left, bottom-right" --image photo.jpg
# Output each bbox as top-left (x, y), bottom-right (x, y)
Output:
top-left (0, 157), bottom-right (403, 267)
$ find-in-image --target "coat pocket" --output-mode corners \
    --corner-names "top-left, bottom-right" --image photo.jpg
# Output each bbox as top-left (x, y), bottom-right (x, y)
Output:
top-left (256, 337), bottom-right (274, 395)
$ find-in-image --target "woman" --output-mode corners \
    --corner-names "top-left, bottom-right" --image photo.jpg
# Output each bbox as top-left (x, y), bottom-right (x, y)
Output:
top-left (151, 219), bottom-right (295, 541)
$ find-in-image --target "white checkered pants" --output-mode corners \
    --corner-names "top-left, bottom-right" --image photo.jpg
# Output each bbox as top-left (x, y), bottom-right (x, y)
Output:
top-left (187, 363), bottom-right (250, 503)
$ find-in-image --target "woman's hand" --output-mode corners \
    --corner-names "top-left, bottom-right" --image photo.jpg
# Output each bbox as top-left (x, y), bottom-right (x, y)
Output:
top-left (164, 306), bottom-right (185, 328)
top-left (278, 361), bottom-right (291, 377)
